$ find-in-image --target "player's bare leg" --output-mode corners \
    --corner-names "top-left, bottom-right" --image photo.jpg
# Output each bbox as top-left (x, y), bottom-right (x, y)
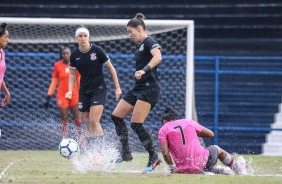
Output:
top-left (82, 105), bottom-right (104, 150)
top-left (70, 105), bottom-right (83, 146)
top-left (59, 108), bottom-right (69, 138)
top-left (88, 105), bottom-right (104, 136)
top-left (217, 146), bottom-right (247, 175)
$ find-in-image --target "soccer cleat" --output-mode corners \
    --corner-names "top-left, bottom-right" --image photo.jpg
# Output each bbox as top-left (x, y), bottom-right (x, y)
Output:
top-left (143, 154), bottom-right (162, 173)
top-left (233, 156), bottom-right (247, 175)
top-left (111, 153), bottom-right (133, 163)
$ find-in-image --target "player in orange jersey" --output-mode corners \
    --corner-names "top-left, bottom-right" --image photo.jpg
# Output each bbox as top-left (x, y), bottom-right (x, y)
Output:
top-left (43, 47), bottom-right (82, 141)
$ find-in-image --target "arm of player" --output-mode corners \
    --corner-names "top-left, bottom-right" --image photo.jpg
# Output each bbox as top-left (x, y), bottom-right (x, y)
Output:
top-left (147, 48), bottom-right (162, 69)
top-left (135, 48), bottom-right (162, 80)
top-left (161, 141), bottom-right (176, 173)
top-left (198, 126), bottom-right (214, 138)
top-left (65, 68), bottom-right (76, 99)
top-left (47, 78), bottom-right (58, 96)
top-left (43, 78), bottom-right (58, 108)
top-left (105, 60), bottom-right (122, 101)
top-left (76, 70), bottom-right (81, 89)
top-left (1, 80), bottom-right (10, 107)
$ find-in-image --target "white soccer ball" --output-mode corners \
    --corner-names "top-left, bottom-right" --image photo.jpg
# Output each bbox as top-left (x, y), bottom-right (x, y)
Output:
top-left (59, 138), bottom-right (80, 159)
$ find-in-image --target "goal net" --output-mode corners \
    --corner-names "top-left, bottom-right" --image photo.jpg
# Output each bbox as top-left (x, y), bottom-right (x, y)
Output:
top-left (0, 17), bottom-right (195, 151)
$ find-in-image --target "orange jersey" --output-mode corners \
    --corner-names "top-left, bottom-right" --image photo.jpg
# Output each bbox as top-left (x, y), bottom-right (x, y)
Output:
top-left (52, 60), bottom-right (80, 97)
top-left (56, 93), bottom-right (79, 108)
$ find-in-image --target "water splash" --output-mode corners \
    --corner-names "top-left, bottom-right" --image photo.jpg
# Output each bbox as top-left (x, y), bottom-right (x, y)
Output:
top-left (71, 138), bottom-right (119, 173)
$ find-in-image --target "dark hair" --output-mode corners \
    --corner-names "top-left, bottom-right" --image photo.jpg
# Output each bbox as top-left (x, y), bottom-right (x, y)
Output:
top-left (0, 23), bottom-right (8, 37)
top-left (61, 47), bottom-right (71, 53)
top-left (59, 47), bottom-right (71, 59)
top-left (76, 25), bottom-right (87, 30)
top-left (127, 13), bottom-right (146, 30)
top-left (161, 107), bottom-right (179, 123)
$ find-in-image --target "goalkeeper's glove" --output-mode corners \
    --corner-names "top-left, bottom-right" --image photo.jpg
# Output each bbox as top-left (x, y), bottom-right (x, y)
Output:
top-left (43, 95), bottom-right (51, 108)
top-left (167, 164), bottom-right (176, 173)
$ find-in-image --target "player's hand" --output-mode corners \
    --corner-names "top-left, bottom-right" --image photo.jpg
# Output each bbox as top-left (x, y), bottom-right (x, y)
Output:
top-left (65, 91), bottom-right (72, 99)
top-left (0, 94), bottom-right (10, 107)
top-left (115, 86), bottom-right (122, 101)
top-left (135, 70), bottom-right (145, 80)
top-left (167, 165), bottom-right (176, 173)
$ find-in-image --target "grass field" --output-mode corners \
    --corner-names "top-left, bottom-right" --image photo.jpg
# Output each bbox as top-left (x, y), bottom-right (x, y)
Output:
top-left (0, 150), bottom-right (281, 184)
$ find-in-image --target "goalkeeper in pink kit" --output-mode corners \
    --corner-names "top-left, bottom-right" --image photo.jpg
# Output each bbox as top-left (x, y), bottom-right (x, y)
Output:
top-left (158, 107), bottom-right (247, 175)
top-left (0, 23), bottom-right (10, 107)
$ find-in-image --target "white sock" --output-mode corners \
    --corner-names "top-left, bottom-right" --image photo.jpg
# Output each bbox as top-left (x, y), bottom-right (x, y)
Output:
top-left (222, 154), bottom-right (234, 167)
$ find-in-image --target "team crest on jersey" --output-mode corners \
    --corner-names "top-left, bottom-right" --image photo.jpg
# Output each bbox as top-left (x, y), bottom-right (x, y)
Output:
top-left (90, 53), bottom-right (97, 61)
top-left (139, 44), bottom-right (144, 51)
top-left (57, 100), bottom-right (62, 105)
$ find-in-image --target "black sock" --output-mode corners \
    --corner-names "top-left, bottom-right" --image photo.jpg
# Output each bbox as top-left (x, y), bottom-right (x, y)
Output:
top-left (131, 123), bottom-right (155, 157)
top-left (111, 114), bottom-right (130, 155)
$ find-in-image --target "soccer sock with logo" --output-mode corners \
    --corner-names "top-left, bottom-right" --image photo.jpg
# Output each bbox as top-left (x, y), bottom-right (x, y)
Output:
top-left (111, 115), bottom-right (130, 155)
top-left (222, 153), bottom-right (234, 167)
top-left (131, 123), bottom-right (155, 157)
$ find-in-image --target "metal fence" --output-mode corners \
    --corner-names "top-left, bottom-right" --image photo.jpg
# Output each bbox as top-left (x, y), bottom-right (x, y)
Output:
top-left (1, 53), bottom-right (282, 154)
top-left (195, 56), bottom-right (282, 154)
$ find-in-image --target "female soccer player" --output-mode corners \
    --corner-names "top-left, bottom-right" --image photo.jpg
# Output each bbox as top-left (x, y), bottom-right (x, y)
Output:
top-left (0, 23), bottom-right (10, 107)
top-left (43, 47), bottom-right (82, 140)
top-left (65, 26), bottom-right (122, 149)
top-left (158, 107), bottom-right (247, 175)
top-left (111, 13), bottom-right (162, 173)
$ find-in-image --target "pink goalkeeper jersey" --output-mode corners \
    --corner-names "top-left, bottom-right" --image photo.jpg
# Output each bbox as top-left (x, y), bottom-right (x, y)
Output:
top-left (158, 119), bottom-right (209, 174)
top-left (0, 49), bottom-right (6, 88)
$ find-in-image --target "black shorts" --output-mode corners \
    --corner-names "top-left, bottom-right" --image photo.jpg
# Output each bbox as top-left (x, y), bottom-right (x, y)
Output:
top-left (123, 87), bottom-right (160, 109)
top-left (78, 90), bottom-right (107, 112)
top-left (203, 145), bottom-right (219, 172)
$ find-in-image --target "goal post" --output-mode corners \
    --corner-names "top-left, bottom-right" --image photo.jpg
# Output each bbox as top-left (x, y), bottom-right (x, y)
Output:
top-left (0, 17), bottom-right (194, 118)
top-left (0, 17), bottom-right (195, 149)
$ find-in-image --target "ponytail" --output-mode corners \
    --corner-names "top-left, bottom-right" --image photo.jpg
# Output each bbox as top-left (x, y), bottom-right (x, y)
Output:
top-left (0, 23), bottom-right (8, 37)
top-left (161, 107), bottom-right (179, 123)
top-left (127, 12), bottom-right (146, 30)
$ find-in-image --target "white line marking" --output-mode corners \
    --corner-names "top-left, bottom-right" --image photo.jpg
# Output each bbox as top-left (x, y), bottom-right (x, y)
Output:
top-left (0, 159), bottom-right (21, 180)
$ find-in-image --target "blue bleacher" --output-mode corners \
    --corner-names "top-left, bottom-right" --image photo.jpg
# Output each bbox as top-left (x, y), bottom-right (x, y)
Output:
top-left (0, 1), bottom-right (281, 56)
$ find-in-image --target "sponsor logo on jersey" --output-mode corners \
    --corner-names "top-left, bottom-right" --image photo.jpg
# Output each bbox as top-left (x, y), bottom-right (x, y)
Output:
top-left (90, 53), bottom-right (97, 61)
top-left (139, 44), bottom-right (144, 51)
top-left (76, 58), bottom-right (80, 60)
